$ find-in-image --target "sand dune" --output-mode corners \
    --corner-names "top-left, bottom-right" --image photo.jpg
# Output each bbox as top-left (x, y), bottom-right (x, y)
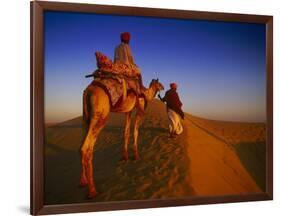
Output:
top-left (184, 116), bottom-right (262, 195)
top-left (185, 114), bottom-right (266, 191)
top-left (44, 99), bottom-right (264, 204)
top-left (44, 99), bottom-right (192, 204)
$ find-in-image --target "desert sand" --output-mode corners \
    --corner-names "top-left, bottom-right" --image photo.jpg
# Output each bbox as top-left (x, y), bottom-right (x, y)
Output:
top-left (44, 99), bottom-right (265, 204)
top-left (186, 114), bottom-right (266, 145)
top-left (185, 116), bottom-right (262, 196)
top-left (185, 114), bottom-right (266, 191)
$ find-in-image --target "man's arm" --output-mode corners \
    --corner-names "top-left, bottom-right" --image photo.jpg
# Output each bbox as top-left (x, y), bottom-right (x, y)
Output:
top-left (158, 94), bottom-right (163, 101)
top-left (126, 44), bottom-right (137, 66)
top-left (174, 92), bottom-right (183, 107)
top-left (158, 92), bottom-right (167, 102)
top-left (174, 92), bottom-right (185, 119)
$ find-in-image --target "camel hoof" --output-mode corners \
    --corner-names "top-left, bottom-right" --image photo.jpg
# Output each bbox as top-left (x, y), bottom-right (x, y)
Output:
top-left (88, 190), bottom-right (98, 199)
top-left (134, 154), bottom-right (140, 161)
top-left (121, 157), bottom-right (129, 162)
top-left (121, 153), bottom-right (129, 161)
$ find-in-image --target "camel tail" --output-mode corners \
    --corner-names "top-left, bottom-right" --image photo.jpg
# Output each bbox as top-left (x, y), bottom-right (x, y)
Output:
top-left (83, 89), bottom-right (90, 128)
top-left (121, 78), bottom-right (127, 102)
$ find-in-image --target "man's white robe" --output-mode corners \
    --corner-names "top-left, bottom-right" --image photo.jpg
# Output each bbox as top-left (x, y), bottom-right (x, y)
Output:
top-left (167, 108), bottom-right (183, 135)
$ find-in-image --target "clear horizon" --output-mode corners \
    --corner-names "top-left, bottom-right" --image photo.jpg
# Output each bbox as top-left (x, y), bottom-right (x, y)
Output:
top-left (44, 11), bottom-right (266, 123)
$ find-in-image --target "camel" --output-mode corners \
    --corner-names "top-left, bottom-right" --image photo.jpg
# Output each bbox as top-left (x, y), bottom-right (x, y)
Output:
top-left (80, 78), bottom-right (164, 198)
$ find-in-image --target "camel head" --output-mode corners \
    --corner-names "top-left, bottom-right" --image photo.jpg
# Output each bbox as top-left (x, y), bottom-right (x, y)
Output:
top-left (149, 78), bottom-right (164, 92)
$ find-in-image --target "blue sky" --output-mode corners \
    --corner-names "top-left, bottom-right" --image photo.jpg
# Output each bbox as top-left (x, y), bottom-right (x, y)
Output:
top-left (44, 11), bottom-right (266, 123)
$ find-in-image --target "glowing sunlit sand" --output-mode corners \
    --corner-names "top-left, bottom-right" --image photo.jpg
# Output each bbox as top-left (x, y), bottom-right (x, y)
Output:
top-left (44, 99), bottom-right (264, 204)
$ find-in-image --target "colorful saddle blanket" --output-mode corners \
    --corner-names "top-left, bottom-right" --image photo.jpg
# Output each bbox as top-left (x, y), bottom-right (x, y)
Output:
top-left (91, 75), bottom-right (142, 107)
top-left (87, 51), bottom-right (143, 107)
top-left (95, 51), bottom-right (140, 77)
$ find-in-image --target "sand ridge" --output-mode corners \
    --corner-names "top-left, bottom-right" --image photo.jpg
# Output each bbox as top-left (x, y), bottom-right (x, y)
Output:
top-left (184, 116), bottom-right (262, 196)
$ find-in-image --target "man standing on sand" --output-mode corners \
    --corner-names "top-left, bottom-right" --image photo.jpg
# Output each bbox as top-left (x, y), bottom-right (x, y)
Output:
top-left (158, 83), bottom-right (185, 138)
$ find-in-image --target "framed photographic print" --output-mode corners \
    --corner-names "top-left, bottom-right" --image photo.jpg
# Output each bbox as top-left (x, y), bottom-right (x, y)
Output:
top-left (30, 1), bottom-right (273, 215)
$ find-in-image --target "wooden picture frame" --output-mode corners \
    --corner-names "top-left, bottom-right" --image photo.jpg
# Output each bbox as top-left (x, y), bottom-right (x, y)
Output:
top-left (31, 1), bottom-right (273, 215)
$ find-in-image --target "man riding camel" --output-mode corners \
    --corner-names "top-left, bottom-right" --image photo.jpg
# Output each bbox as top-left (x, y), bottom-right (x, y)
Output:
top-left (114, 32), bottom-right (145, 93)
top-left (158, 83), bottom-right (185, 138)
top-left (86, 32), bottom-right (147, 107)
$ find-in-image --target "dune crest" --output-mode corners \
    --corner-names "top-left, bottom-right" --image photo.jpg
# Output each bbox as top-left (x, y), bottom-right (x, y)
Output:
top-left (184, 116), bottom-right (262, 195)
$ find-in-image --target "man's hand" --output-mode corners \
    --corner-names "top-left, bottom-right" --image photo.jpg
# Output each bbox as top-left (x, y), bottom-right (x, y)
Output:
top-left (157, 94), bottom-right (162, 101)
top-left (179, 111), bottom-right (185, 120)
top-left (181, 114), bottom-right (185, 120)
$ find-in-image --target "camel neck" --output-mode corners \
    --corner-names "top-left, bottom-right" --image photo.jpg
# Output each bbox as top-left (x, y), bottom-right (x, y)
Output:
top-left (146, 85), bottom-right (157, 101)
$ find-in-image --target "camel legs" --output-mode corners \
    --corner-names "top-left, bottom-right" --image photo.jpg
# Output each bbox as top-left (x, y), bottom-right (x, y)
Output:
top-left (133, 110), bottom-right (144, 160)
top-left (122, 111), bottom-right (132, 161)
top-left (80, 90), bottom-right (89, 187)
top-left (80, 90), bottom-right (110, 198)
top-left (80, 114), bottom-right (109, 198)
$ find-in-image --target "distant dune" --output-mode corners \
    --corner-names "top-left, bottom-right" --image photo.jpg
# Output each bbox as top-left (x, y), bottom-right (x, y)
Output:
top-left (44, 99), bottom-right (265, 205)
top-left (186, 114), bottom-right (266, 145)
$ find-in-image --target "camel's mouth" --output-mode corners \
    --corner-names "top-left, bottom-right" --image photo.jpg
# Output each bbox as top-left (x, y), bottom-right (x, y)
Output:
top-left (158, 84), bottom-right (164, 91)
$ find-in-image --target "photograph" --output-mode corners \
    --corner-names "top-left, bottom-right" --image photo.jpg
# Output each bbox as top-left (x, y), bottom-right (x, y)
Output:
top-left (43, 9), bottom-right (268, 205)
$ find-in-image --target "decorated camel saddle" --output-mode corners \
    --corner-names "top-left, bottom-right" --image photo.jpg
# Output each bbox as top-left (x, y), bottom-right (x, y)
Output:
top-left (86, 52), bottom-right (144, 107)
